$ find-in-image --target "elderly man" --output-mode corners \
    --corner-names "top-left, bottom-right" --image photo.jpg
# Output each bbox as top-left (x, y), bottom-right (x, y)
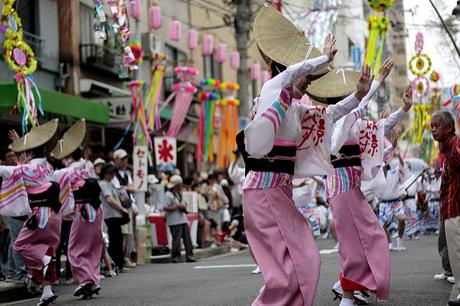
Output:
top-left (431, 110), bottom-right (460, 306)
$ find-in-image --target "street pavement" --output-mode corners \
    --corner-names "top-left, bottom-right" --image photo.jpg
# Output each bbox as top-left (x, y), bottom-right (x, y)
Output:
top-left (4, 235), bottom-right (452, 306)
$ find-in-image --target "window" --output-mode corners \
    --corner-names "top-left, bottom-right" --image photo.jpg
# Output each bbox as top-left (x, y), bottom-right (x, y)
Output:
top-left (203, 55), bottom-right (222, 80)
top-left (17, 0), bottom-right (39, 35)
top-left (212, 57), bottom-right (222, 80)
top-left (80, 4), bottom-right (95, 45)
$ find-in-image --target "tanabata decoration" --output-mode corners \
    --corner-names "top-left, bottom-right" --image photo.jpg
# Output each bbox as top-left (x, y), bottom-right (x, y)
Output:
top-left (430, 71), bottom-right (441, 112)
top-left (149, 5), bottom-right (161, 31)
top-left (145, 52), bottom-right (167, 131)
top-left (1, 0), bottom-right (43, 133)
top-left (166, 66), bottom-right (199, 137)
top-left (409, 33), bottom-right (432, 77)
top-left (412, 76), bottom-right (430, 99)
top-left (304, 1), bottom-right (339, 49)
top-left (365, 15), bottom-right (389, 76)
top-left (407, 104), bottom-right (430, 144)
top-left (430, 71), bottom-right (440, 82)
top-left (230, 51), bottom-right (240, 70)
top-left (188, 28), bottom-right (198, 50)
top-left (216, 82), bottom-right (240, 168)
top-left (93, 0), bottom-right (110, 40)
top-left (197, 78), bottom-right (221, 162)
top-left (127, 39), bottom-right (142, 70)
top-left (115, 80), bottom-right (153, 151)
top-left (169, 20), bottom-right (181, 42)
top-left (367, 0), bottom-right (393, 12)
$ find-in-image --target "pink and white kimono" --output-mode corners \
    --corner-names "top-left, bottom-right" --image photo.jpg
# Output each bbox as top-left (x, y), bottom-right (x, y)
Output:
top-left (0, 158), bottom-right (62, 283)
top-left (326, 82), bottom-right (407, 302)
top-left (241, 55), bottom-right (364, 306)
top-left (62, 160), bottom-right (103, 287)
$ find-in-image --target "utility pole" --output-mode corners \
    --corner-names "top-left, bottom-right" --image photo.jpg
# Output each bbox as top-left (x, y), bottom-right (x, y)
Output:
top-left (235, 0), bottom-right (252, 118)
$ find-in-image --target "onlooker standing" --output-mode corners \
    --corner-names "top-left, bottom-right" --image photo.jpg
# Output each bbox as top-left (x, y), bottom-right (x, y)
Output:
top-left (431, 111), bottom-right (460, 306)
top-left (93, 158), bottom-right (105, 179)
top-left (164, 175), bottom-right (195, 263)
top-left (99, 164), bottom-right (129, 272)
top-left (112, 149), bottom-right (137, 268)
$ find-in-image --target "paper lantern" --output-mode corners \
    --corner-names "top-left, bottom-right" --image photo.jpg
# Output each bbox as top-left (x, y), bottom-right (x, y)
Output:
top-left (250, 63), bottom-right (261, 80)
top-left (216, 43), bottom-right (227, 64)
top-left (202, 34), bottom-right (214, 56)
top-left (262, 70), bottom-right (271, 83)
top-left (169, 20), bottom-right (181, 42)
top-left (230, 51), bottom-right (240, 70)
top-left (188, 29), bottom-right (198, 50)
top-left (127, 0), bottom-right (140, 20)
top-left (149, 6), bottom-right (161, 30)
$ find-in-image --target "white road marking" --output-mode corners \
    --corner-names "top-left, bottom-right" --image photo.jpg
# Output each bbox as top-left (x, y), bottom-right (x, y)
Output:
top-left (319, 248), bottom-right (339, 255)
top-left (194, 264), bottom-right (257, 269)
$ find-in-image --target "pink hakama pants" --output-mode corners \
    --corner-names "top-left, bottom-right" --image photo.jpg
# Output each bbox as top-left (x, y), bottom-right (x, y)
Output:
top-left (68, 208), bottom-right (104, 285)
top-left (243, 184), bottom-right (320, 306)
top-left (14, 210), bottom-right (62, 282)
top-left (329, 188), bottom-right (390, 302)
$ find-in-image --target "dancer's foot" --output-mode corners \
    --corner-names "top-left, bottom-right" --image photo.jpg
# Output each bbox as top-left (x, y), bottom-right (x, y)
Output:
top-left (448, 276), bottom-right (456, 284)
top-left (434, 273), bottom-right (451, 280)
top-left (394, 237), bottom-right (406, 251)
top-left (74, 282), bottom-right (92, 297)
top-left (332, 281), bottom-right (369, 305)
top-left (339, 297), bottom-right (355, 306)
top-left (251, 265), bottom-right (261, 274)
top-left (37, 285), bottom-right (57, 306)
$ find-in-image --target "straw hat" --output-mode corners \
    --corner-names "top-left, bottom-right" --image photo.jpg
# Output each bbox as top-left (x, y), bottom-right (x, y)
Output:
top-left (254, 3), bottom-right (327, 74)
top-left (50, 119), bottom-right (87, 160)
top-left (306, 68), bottom-right (360, 104)
top-left (9, 119), bottom-right (59, 153)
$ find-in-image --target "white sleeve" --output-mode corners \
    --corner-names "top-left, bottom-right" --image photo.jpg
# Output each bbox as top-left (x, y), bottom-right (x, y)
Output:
top-left (383, 108), bottom-right (406, 133)
top-left (278, 55), bottom-right (330, 89)
top-left (326, 94), bottom-right (360, 123)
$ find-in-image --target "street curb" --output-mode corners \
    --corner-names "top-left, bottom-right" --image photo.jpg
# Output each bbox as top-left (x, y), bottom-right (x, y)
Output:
top-left (0, 283), bottom-right (36, 304)
top-left (149, 245), bottom-right (230, 263)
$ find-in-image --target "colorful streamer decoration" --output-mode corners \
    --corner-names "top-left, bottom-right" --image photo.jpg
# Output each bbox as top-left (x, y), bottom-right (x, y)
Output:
top-left (365, 15), bottom-right (389, 76)
top-left (197, 79), bottom-right (221, 162)
top-left (443, 84), bottom-right (460, 128)
top-left (367, 0), bottom-right (394, 12)
top-left (146, 52), bottom-right (167, 131)
top-left (217, 83), bottom-right (240, 169)
top-left (1, 0), bottom-right (43, 133)
top-left (115, 80), bottom-right (153, 151)
top-left (166, 66), bottom-right (199, 137)
top-left (408, 105), bottom-right (430, 144)
top-left (304, 1), bottom-right (339, 50)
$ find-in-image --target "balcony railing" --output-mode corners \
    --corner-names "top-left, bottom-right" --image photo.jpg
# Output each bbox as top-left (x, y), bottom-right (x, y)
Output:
top-left (23, 31), bottom-right (44, 61)
top-left (80, 43), bottom-right (120, 76)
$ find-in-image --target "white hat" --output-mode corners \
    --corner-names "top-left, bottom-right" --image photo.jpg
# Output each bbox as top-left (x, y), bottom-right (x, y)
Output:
top-left (168, 175), bottom-right (183, 188)
top-left (94, 158), bottom-right (106, 166)
top-left (220, 179), bottom-right (229, 187)
top-left (148, 174), bottom-right (159, 184)
top-left (114, 149), bottom-right (128, 160)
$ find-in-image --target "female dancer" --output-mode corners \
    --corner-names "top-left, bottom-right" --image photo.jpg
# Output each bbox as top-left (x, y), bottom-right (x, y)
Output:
top-left (50, 119), bottom-right (104, 299)
top-left (0, 119), bottom-right (62, 306)
top-left (239, 4), bottom-right (373, 305)
top-left (306, 59), bottom-right (413, 305)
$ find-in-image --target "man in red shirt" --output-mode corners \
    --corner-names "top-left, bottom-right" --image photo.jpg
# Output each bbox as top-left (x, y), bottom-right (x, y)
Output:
top-left (432, 110), bottom-right (460, 306)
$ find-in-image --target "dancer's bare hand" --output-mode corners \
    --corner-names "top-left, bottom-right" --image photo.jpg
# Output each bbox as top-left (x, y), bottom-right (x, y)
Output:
top-left (8, 129), bottom-right (19, 142)
top-left (402, 84), bottom-right (413, 112)
top-left (322, 33), bottom-right (337, 62)
top-left (377, 58), bottom-right (395, 83)
top-left (355, 65), bottom-right (374, 101)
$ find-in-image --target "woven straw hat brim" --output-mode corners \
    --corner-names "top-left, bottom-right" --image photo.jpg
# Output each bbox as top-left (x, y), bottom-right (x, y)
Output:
top-left (9, 119), bottom-right (59, 153)
top-left (306, 69), bottom-right (360, 103)
top-left (254, 3), bottom-right (328, 75)
top-left (50, 119), bottom-right (87, 160)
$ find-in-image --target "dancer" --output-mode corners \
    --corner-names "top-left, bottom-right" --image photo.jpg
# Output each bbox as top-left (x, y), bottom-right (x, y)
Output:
top-left (307, 59), bottom-right (413, 305)
top-left (239, 4), bottom-right (375, 305)
top-left (423, 169), bottom-right (441, 234)
top-left (0, 119), bottom-right (62, 306)
top-left (50, 119), bottom-right (104, 299)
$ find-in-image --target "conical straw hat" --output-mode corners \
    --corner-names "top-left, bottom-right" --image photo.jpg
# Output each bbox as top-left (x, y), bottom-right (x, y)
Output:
top-left (306, 68), bottom-right (360, 104)
top-left (254, 3), bottom-right (324, 68)
top-left (50, 119), bottom-right (87, 160)
top-left (9, 119), bottom-right (59, 153)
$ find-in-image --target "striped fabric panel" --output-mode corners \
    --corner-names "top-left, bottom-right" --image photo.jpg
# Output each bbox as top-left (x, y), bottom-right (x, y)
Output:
top-left (243, 170), bottom-right (292, 190)
top-left (325, 166), bottom-right (362, 199)
top-left (259, 88), bottom-right (290, 133)
top-left (37, 207), bottom-right (51, 230)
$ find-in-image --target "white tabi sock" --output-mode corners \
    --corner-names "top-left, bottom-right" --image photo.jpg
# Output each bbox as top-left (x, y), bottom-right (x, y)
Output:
top-left (41, 285), bottom-right (53, 300)
top-left (42, 255), bottom-right (51, 266)
top-left (339, 297), bottom-right (355, 306)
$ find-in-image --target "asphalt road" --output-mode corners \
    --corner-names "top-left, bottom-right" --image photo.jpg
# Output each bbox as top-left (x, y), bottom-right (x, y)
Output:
top-left (4, 236), bottom-right (453, 306)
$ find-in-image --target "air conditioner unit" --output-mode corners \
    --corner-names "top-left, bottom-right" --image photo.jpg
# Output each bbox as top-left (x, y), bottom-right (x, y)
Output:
top-left (141, 32), bottom-right (162, 58)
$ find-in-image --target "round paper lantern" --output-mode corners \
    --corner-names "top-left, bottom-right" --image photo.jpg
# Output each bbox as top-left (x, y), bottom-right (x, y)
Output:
top-left (169, 20), bottom-right (181, 42)
top-left (127, 0), bottom-right (140, 20)
top-left (262, 70), bottom-right (271, 83)
top-left (149, 6), bottom-right (161, 31)
top-left (230, 51), bottom-right (240, 70)
top-left (188, 29), bottom-right (198, 50)
top-left (202, 34), bottom-right (214, 56)
top-left (216, 43), bottom-right (227, 64)
top-left (250, 63), bottom-right (261, 80)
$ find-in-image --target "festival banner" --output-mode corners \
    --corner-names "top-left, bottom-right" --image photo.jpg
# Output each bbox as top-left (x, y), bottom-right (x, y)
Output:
top-left (154, 137), bottom-right (177, 172)
top-left (133, 145), bottom-right (148, 192)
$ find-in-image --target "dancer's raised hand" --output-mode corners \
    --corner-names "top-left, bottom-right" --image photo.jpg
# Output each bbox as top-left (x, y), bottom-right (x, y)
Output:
top-left (322, 33), bottom-right (337, 62)
top-left (377, 58), bottom-right (395, 83)
top-left (402, 84), bottom-right (413, 112)
top-left (355, 64), bottom-right (374, 101)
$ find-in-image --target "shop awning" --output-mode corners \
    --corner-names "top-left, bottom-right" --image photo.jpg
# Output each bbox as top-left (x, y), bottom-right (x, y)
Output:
top-left (0, 83), bottom-right (110, 124)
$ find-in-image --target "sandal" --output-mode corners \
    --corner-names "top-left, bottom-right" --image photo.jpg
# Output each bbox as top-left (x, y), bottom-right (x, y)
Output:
top-left (36, 295), bottom-right (58, 306)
